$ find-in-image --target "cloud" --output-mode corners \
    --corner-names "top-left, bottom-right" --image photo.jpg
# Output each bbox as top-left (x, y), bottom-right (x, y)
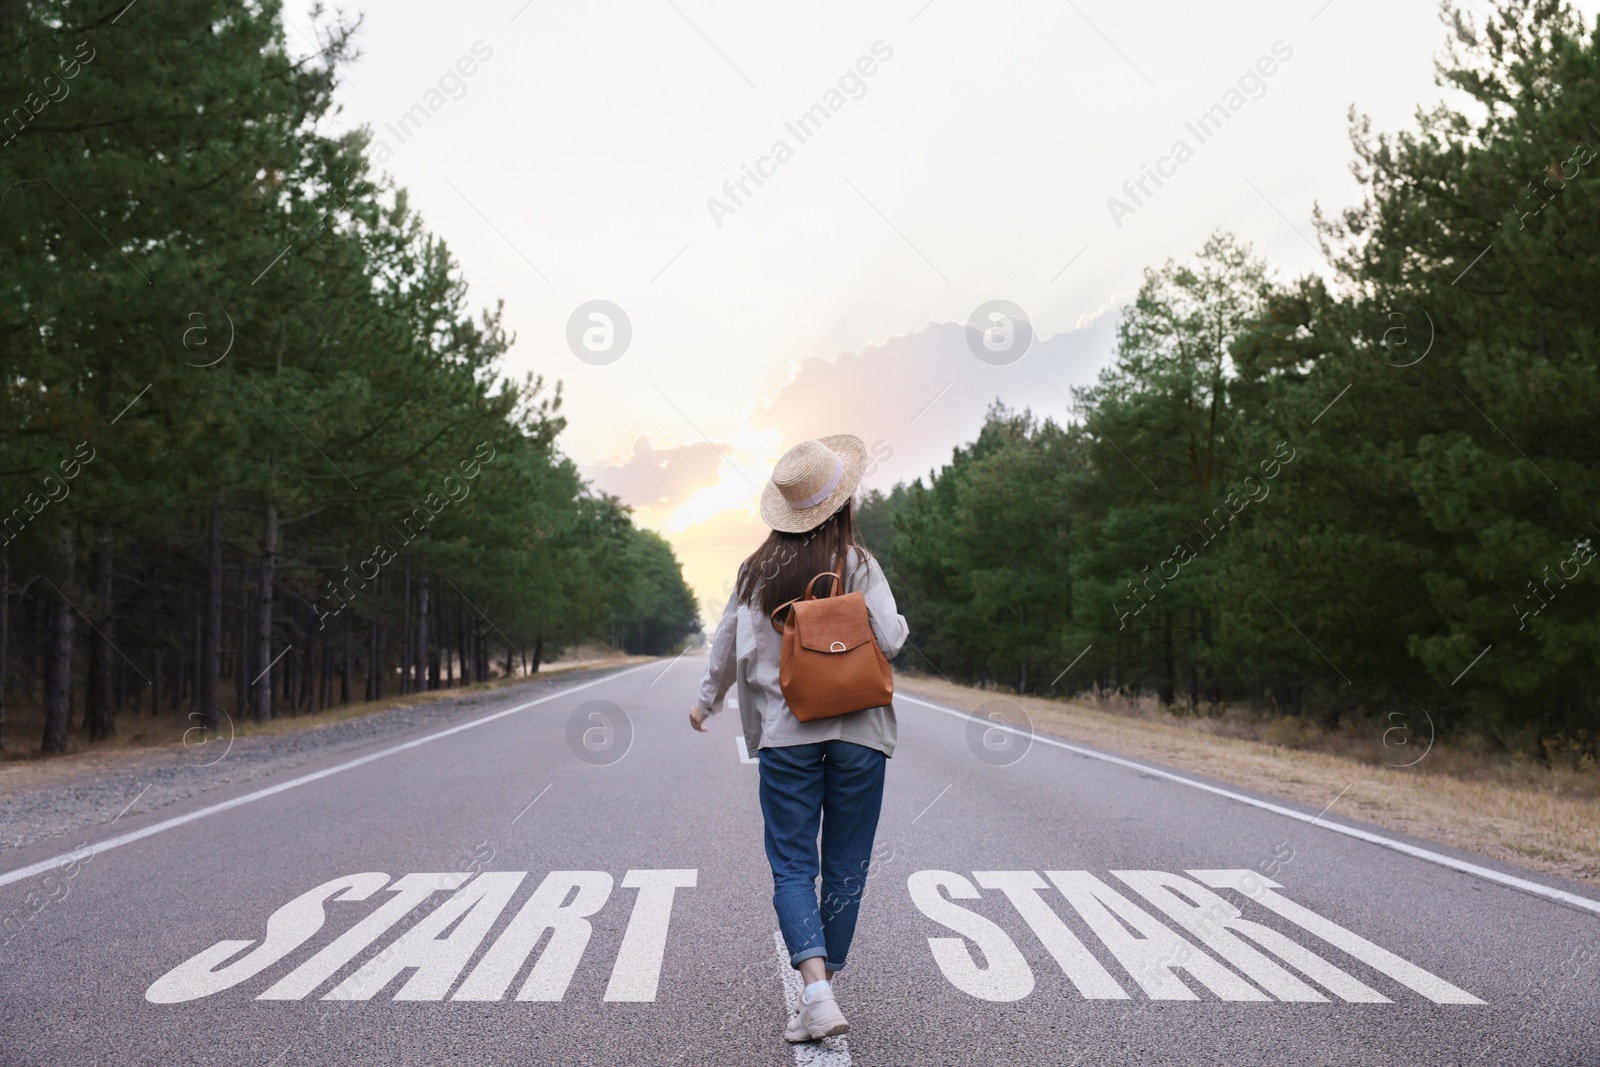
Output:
top-left (578, 435), bottom-right (724, 512)
top-left (752, 313), bottom-right (1121, 492)
top-left (1076, 290), bottom-right (1137, 330)
top-left (585, 310), bottom-right (1128, 631)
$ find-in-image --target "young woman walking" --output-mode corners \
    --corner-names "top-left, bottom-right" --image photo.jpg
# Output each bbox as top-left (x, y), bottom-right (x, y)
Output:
top-left (689, 435), bottom-right (909, 1043)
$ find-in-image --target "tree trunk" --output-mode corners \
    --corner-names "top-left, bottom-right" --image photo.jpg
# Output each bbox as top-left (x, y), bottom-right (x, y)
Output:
top-left (456, 602), bottom-right (467, 687)
top-left (1158, 611), bottom-right (1175, 708)
top-left (184, 605), bottom-right (198, 712)
top-left (428, 585), bottom-right (440, 690)
top-left (400, 566), bottom-right (412, 695)
top-left (319, 629), bottom-right (331, 710)
top-left (340, 614), bottom-right (351, 705)
top-left (150, 649), bottom-right (162, 718)
top-left (0, 551), bottom-right (8, 751)
top-left (43, 528), bottom-right (75, 753)
top-left (299, 603), bottom-right (315, 711)
top-left (199, 500), bottom-right (223, 732)
top-left (84, 547), bottom-right (115, 739)
top-left (415, 578), bottom-right (429, 693)
top-left (254, 502), bottom-right (277, 722)
top-left (442, 605), bottom-right (452, 688)
top-left (281, 623), bottom-right (293, 710)
top-left (368, 574), bottom-right (385, 700)
top-left (24, 596), bottom-right (38, 705)
top-left (365, 620), bottom-right (375, 701)
top-left (236, 579), bottom-right (250, 708)
top-left (1186, 608), bottom-right (1200, 714)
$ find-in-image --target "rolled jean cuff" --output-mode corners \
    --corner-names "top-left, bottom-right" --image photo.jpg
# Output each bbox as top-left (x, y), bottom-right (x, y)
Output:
top-left (789, 945), bottom-right (828, 969)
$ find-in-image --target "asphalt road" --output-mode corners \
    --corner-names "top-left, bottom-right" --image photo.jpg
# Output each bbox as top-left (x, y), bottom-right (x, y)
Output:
top-left (1, 654), bottom-right (1596, 1066)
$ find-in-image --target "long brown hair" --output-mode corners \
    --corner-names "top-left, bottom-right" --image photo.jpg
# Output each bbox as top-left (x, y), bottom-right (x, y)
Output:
top-left (736, 498), bottom-right (871, 617)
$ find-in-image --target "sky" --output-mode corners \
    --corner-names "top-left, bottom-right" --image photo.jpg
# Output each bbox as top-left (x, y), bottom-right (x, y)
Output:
top-left (285, 0), bottom-right (1559, 627)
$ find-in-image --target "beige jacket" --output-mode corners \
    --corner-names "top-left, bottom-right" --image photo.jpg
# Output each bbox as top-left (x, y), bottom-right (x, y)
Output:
top-left (695, 547), bottom-right (910, 757)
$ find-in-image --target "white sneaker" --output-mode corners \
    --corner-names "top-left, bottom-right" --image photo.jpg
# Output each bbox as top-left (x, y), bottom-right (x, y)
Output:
top-left (784, 984), bottom-right (849, 1042)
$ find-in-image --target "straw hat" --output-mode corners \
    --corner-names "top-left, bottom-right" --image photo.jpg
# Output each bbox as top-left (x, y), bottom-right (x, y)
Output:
top-left (759, 435), bottom-right (868, 533)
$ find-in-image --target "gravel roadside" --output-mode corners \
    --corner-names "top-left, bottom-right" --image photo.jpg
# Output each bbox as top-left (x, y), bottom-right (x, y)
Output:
top-left (0, 661), bottom-right (647, 857)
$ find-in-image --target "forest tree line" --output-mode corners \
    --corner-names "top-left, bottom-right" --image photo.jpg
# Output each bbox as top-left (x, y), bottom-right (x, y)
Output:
top-left (859, 1), bottom-right (1600, 757)
top-left (0, 1), bottom-right (699, 753)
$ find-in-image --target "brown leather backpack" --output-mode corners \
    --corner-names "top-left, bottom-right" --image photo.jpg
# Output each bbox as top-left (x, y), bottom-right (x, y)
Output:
top-left (768, 546), bottom-right (894, 721)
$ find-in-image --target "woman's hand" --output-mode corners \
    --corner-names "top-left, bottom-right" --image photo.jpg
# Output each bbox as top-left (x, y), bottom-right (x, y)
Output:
top-left (688, 704), bottom-right (708, 732)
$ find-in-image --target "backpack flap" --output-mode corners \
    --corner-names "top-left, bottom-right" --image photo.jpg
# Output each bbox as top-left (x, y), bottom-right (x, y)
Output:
top-left (791, 591), bottom-right (875, 653)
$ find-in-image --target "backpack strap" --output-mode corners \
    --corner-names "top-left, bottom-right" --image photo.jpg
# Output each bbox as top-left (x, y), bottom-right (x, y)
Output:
top-left (769, 596), bottom-right (799, 633)
top-left (768, 541), bottom-right (853, 632)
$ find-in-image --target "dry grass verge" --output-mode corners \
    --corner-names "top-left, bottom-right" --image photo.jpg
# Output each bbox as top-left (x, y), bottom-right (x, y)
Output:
top-left (896, 673), bottom-right (1600, 891)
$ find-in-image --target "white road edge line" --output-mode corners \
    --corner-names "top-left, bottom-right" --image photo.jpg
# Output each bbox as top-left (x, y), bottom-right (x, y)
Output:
top-left (898, 693), bottom-right (1600, 916)
top-left (0, 662), bottom-right (660, 888)
top-left (774, 930), bottom-right (851, 1064)
top-left (735, 736), bottom-right (759, 764)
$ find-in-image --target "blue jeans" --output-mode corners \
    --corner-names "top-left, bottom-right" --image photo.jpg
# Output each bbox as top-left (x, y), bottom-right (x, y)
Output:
top-left (758, 740), bottom-right (887, 972)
